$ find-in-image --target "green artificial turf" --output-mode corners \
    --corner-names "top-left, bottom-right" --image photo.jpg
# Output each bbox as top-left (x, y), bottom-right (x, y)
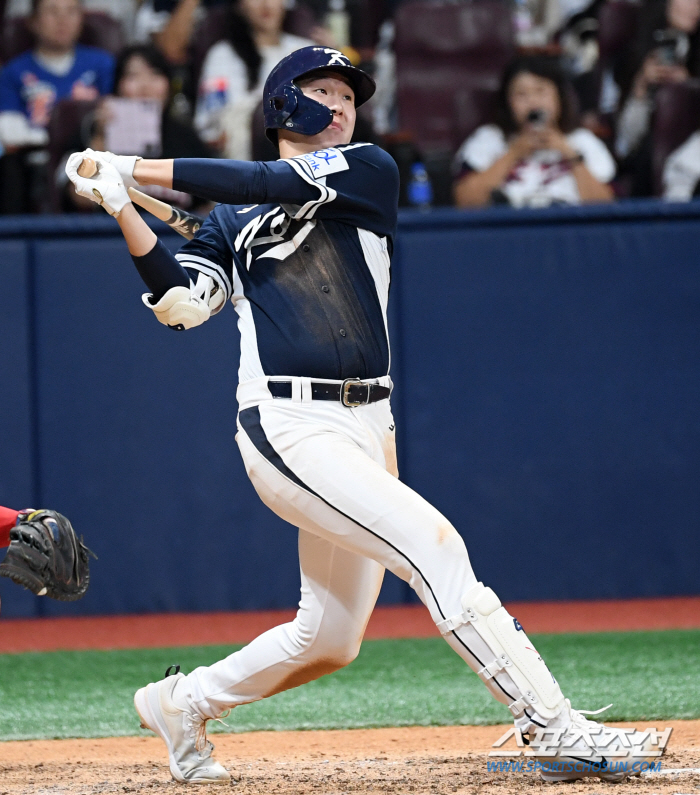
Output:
top-left (0, 630), bottom-right (697, 741)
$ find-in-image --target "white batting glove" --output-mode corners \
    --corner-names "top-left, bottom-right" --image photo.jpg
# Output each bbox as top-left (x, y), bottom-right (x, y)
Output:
top-left (65, 152), bottom-right (131, 217)
top-left (90, 149), bottom-right (142, 188)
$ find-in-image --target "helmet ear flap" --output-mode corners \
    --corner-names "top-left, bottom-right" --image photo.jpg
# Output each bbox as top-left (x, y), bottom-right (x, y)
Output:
top-left (267, 84), bottom-right (299, 128)
top-left (264, 81), bottom-right (334, 142)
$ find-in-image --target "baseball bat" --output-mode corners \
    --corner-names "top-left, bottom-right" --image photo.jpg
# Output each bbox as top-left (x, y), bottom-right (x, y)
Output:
top-left (77, 156), bottom-right (203, 239)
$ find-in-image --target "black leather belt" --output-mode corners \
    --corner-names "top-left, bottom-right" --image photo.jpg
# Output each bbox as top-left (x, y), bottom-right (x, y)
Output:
top-left (268, 378), bottom-right (391, 407)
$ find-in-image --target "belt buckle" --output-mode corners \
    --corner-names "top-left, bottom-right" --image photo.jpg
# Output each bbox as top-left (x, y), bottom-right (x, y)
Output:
top-left (341, 378), bottom-right (367, 407)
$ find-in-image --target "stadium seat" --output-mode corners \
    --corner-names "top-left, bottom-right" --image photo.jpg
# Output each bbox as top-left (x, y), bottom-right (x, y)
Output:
top-left (597, 0), bottom-right (641, 63)
top-left (46, 98), bottom-right (99, 212)
top-left (0, 12), bottom-right (124, 64)
top-left (347, 0), bottom-right (391, 48)
top-left (394, 0), bottom-right (515, 155)
top-left (79, 12), bottom-right (124, 56)
top-left (572, 0), bottom-right (642, 151)
top-left (652, 80), bottom-right (700, 195)
top-left (0, 15), bottom-right (33, 63)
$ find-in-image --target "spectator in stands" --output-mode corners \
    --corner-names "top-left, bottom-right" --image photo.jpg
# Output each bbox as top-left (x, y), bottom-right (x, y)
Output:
top-left (663, 125), bottom-right (700, 199)
top-left (615, 0), bottom-right (700, 195)
top-left (453, 55), bottom-right (615, 209)
top-left (133, 0), bottom-right (229, 63)
top-left (0, 0), bottom-right (114, 212)
top-left (61, 44), bottom-right (213, 211)
top-left (4, 0), bottom-right (138, 42)
top-left (194, 0), bottom-right (314, 159)
top-left (135, 0), bottom-right (336, 64)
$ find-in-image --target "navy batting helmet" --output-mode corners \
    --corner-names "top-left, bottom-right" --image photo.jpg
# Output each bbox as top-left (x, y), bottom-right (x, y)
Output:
top-left (263, 46), bottom-right (376, 143)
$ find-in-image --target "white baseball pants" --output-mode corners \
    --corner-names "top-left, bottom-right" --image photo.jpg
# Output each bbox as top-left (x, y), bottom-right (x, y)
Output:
top-left (173, 376), bottom-right (553, 725)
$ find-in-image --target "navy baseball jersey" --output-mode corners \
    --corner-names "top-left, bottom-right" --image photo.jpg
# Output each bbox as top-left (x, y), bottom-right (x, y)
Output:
top-left (173, 143), bottom-right (399, 382)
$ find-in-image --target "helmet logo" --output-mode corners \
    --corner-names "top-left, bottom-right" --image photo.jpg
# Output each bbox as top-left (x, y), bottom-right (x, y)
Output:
top-left (321, 48), bottom-right (350, 66)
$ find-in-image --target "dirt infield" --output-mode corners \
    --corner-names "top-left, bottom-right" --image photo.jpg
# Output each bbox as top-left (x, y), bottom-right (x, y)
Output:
top-left (1, 721), bottom-right (698, 794)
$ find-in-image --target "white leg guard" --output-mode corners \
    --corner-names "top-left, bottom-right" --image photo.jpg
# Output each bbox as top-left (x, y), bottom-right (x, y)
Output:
top-left (437, 582), bottom-right (567, 730)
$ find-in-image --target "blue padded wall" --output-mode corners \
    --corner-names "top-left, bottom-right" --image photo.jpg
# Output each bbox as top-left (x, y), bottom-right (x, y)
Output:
top-left (0, 202), bottom-right (698, 616)
top-left (0, 240), bottom-right (36, 616)
top-left (394, 208), bottom-right (700, 601)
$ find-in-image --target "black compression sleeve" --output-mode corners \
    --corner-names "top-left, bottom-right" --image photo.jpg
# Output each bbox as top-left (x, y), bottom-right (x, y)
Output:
top-left (131, 238), bottom-right (190, 303)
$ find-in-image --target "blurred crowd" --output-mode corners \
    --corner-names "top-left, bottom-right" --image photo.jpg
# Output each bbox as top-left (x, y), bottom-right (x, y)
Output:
top-left (1, 0), bottom-right (700, 214)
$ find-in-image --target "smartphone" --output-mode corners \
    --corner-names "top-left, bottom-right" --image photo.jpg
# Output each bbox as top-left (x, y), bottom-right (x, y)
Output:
top-left (526, 109), bottom-right (548, 128)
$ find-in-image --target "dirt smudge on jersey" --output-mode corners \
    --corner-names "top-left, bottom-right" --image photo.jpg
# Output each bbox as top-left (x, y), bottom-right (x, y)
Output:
top-left (381, 432), bottom-right (399, 478)
top-left (437, 522), bottom-right (458, 546)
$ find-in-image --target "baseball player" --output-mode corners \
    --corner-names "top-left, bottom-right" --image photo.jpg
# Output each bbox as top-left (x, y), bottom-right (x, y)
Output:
top-left (66, 47), bottom-right (662, 785)
top-left (0, 504), bottom-right (93, 604)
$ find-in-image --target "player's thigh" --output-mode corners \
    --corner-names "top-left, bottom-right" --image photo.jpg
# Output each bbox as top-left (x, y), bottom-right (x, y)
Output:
top-left (236, 405), bottom-right (470, 589)
top-left (296, 528), bottom-right (384, 660)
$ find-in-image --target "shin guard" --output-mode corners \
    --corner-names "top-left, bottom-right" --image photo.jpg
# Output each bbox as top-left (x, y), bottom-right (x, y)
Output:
top-left (438, 582), bottom-right (566, 725)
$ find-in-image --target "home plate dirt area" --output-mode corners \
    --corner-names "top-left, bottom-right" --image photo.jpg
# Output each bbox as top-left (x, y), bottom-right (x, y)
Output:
top-left (2, 722), bottom-right (699, 795)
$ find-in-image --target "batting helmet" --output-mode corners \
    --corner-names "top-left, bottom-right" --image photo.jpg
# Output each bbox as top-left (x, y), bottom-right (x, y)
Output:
top-left (263, 46), bottom-right (376, 143)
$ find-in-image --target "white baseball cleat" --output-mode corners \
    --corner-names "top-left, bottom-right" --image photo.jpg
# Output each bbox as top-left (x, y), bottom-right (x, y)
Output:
top-left (134, 670), bottom-right (230, 784)
top-left (530, 700), bottom-right (667, 782)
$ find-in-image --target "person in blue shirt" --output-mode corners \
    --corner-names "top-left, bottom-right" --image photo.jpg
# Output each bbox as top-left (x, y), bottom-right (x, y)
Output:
top-left (0, 0), bottom-right (113, 212)
top-left (66, 47), bottom-right (665, 788)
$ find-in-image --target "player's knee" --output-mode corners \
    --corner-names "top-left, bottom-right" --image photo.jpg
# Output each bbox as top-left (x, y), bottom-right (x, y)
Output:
top-left (307, 633), bottom-right (362, 671)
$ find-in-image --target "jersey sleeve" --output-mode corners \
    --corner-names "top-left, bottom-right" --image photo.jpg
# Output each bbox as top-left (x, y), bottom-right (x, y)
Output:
top-left (567, 128), bottom-right (616, 183)
top-left (455, 125), bottom-right (507, 174)
top-left (283, 143), bottom-right (400, 239)
top-left (663, 131), bottom-right (700, 201)
top-left (172, 143), bottom-right (399, 240)
top-left (174, 205), bottom-right (235, 301)
top-left (0, 505), bottom-right (20, 547)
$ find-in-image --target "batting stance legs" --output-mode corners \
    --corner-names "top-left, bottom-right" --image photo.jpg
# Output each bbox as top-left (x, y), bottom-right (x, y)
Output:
top-left (171, 378), bottom-right (567, 734)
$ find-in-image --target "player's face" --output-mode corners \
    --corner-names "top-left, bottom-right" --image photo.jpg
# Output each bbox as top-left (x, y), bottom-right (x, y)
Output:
top-left (31, 0), bottom-right (83, 52)
top-left (507, 72), bottom-right (561, 130)
top-left (298, 75), bottom-right (356, 147)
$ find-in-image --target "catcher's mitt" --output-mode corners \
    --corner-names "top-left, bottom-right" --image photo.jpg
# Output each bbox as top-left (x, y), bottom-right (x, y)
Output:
top-left (0, 510), bottom-right (95, 600)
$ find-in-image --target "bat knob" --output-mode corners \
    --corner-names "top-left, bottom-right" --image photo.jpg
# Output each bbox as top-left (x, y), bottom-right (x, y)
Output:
top-left (78, 157), bottom-right (98, 179)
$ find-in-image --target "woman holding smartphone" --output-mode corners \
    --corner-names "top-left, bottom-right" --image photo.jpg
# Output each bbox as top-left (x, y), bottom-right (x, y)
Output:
top-left (453, 56), bottom-right (615, 209)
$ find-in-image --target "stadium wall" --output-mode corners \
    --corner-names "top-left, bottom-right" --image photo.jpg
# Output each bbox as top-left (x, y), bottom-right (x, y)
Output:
top-left (1, 201), bottom-right (698, 617)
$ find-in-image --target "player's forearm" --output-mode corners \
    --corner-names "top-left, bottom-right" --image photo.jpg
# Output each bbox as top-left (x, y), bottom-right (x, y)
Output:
top-left (133, 159), bottom-right (175, 190)
top-left (117, 203), bottom-right (159, 256)
top-left (117, 204), bottom-right (190, 300)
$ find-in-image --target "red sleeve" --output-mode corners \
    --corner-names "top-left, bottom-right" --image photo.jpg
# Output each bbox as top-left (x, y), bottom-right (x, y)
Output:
top-left (0, 505), bottom-right (20, 548)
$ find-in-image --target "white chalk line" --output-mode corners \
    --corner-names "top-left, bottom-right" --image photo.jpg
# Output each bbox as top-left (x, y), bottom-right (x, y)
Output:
top-left (642, 767), bottom-right (700, 776)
